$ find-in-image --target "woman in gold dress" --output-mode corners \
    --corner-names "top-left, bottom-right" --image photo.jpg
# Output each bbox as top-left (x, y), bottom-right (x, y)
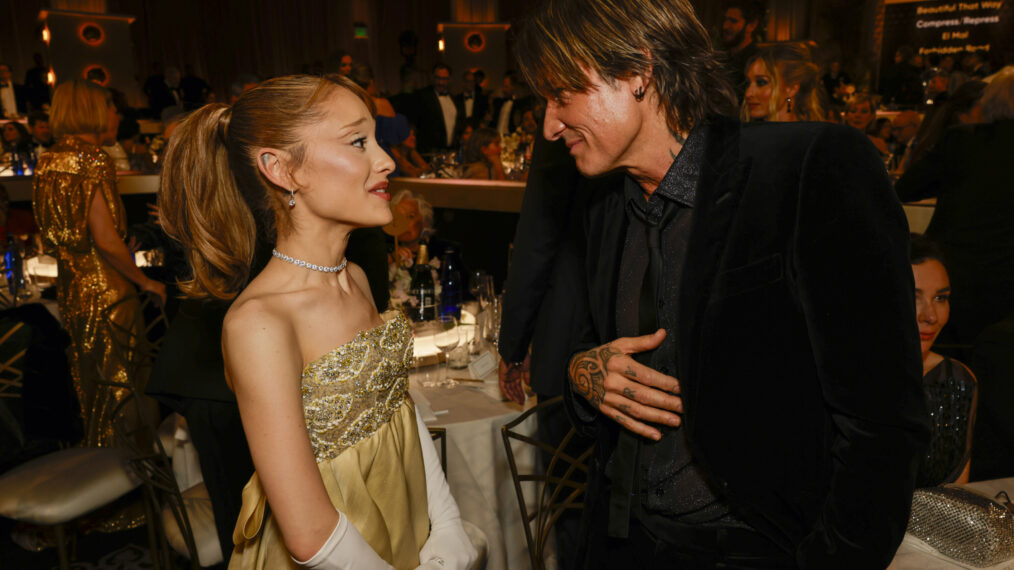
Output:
top-left (32, 79), bottom-right (166, 447)
top-left (159, 75), bottom-right (476, 569)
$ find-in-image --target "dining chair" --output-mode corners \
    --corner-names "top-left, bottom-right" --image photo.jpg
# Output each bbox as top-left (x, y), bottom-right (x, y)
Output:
top-left (501, 395), bottom-right (594, 570)
top-left (429, 426), bottom-right (447, 473)
top-left (102, 292), bottom-right (222, 568)
top-left (0, 295), bottom-right (159, 570)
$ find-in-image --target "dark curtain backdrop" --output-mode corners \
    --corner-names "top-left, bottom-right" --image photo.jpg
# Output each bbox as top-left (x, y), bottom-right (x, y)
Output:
top-left (1, 0), bottom-right (870, 109)
top-left (1, 0), bottom-right (458, 105)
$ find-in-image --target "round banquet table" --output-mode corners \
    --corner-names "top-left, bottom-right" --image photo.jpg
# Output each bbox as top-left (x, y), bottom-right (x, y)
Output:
top-left (409, 353), bottom-right (539, 570)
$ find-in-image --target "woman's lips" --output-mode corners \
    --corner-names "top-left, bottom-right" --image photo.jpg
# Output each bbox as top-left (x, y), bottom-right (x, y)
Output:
top-left (919, 332), bottom-right (936, 341)
top-left (369, 182), bottom-right (390, 201)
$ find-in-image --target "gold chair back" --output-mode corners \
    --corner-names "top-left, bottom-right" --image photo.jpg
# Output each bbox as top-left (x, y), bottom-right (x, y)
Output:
top-left (501, 396), bottom-right (593, 570)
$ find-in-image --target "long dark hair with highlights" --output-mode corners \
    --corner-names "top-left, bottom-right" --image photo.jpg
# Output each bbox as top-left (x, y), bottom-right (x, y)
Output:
top-left (513, 0), bottom-right (737, 135)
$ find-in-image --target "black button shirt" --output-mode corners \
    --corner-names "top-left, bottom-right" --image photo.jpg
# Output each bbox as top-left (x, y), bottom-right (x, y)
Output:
top-left (612, 126), bottom-right (739, 525)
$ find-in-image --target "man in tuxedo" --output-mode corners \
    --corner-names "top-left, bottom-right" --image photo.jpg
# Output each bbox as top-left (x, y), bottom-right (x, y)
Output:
top-left (0, 63), bottom-right (27, 118)
top-left (28, 112), bottom-right (53, 155)
top-left (491, 72), bottom-right (530, 135)
top-left (513, 0), bottom-right (930, 568)
top-left (408, 63), bottom-right (464, 155)
top-left (461, 69), bottom-right (489, 126)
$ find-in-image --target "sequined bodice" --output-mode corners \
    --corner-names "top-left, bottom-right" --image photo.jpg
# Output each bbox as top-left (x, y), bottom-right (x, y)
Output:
top-left (917, 357), bottom-right (976, 488)
top-left (300, 311), bottom-right (413, 462)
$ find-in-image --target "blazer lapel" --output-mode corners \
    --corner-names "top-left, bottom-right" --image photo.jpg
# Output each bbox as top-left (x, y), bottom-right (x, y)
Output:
top-left (678, 119), bottom-right (752, 420)
top-left (583, 178), bottom-right (627, 342)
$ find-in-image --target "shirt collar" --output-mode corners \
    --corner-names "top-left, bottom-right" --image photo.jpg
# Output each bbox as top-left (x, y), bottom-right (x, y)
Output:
top-left (625, 124), bottom-right (705, 221)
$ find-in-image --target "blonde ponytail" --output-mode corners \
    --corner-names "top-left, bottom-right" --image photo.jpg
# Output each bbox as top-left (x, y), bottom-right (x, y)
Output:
top-left (159, 104), bottom-right (256, 299)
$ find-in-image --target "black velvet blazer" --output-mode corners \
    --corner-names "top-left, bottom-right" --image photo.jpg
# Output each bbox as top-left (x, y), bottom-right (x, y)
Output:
top-left (566, 118), bottom-right (931, 568)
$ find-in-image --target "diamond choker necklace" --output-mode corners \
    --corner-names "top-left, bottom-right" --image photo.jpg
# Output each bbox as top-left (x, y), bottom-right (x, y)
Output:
top-left (271, 249), bottom-right (348, 273)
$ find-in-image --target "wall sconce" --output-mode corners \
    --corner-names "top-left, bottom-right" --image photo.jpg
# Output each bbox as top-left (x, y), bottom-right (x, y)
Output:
top-left (78, 22), bottom-right (105, 46)
top-left (47, 68), bottom-right (56, 86)
top-left (438, 37), bottom-right (445, 52)
top-left (41, 25), bottom-right (50, 44)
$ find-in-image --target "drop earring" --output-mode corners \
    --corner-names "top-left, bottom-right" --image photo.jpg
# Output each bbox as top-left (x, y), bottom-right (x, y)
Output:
top-left (633, 86), bottom-right (645, 101)
top-left (786, 97), bottom-right (793, 114)
top-left (288, 189), bottom-right (296, 208)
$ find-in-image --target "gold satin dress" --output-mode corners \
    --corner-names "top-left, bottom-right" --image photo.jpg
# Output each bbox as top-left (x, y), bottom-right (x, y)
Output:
top-left (32, 136), bottom-right (143, 448)
top-left (230, 310), bottom-right (430, 570)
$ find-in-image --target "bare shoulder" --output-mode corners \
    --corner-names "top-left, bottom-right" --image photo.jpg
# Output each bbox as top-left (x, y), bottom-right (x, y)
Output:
top-left (222, 291), bottom-right (301, 391)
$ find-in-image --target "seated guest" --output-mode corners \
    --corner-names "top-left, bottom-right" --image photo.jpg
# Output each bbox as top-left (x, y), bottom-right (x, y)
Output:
top-left (890, 110), bottom-right (922, 173)
top-left (742, 43), bottom-right (829, 123)
top-left (906, 79), bottom-right (986, 169)
top-left (910, 233), bottom-right (977, 487)
top-left (896, 68), bottom-right (1014, 345)
top-left (391, 124), bottom-right (431, 178)
top-left (1, 121), bottom-right (31, 154)
top-left (461, 126), bottom-right (506, 180)
top-left (844, 93), bottom-right (887, 153)
top-left (28, 112), bottom-right (53, 155)
top-left (388, 189), bottom-right (435, 265)
top-left (922, 67), bottom-right (950, 108)
top-left (867, 116), bottom-right (894, 156)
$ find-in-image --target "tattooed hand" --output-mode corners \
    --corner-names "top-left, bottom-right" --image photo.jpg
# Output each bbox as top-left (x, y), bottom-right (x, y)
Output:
top-left (498, 355), bottom-right (530, 405)
top-left (568, 329), bottom-right (682, 440)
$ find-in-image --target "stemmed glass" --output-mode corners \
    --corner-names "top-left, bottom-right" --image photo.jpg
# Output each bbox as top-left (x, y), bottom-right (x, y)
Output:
top-left (433, 315), bottom-right (460, 387)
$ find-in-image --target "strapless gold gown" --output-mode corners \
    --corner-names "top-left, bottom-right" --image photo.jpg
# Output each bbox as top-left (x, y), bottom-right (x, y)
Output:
top-left (230, 311), bottom-right (430, 569)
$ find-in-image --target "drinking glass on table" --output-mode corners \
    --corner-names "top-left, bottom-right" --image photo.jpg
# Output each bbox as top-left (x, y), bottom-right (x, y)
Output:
top-left (469, 270), bottom-right (488, 303)
top-left (433, 315), bottom-right (460, 387)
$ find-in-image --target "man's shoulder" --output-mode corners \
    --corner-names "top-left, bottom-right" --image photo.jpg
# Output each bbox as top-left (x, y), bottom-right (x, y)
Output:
top-left (737, 121), bottom-right (866, 160)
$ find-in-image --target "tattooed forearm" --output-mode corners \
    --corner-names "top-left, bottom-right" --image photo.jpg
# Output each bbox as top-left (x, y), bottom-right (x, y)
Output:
top-left (569, 350), bottom-right (608, 408)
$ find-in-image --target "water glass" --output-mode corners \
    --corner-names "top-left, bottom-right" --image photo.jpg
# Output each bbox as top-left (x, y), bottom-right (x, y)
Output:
top-left (434, 315), bottom-right (460, 387)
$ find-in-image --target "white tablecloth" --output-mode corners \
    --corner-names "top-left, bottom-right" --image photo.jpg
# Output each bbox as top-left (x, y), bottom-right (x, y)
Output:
top-left (410, 363), bottom-right (536, 570)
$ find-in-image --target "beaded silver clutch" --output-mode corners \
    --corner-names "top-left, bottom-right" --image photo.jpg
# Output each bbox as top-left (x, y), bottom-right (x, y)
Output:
top-left (907, 485), bottom-right (1014, 567)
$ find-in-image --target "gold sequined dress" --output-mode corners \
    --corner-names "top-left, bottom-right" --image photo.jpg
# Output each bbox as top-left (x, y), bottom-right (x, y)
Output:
top-left (230, 310), bottom-right (430, 570)
top-left (32, 136), bottom-right (143, 448)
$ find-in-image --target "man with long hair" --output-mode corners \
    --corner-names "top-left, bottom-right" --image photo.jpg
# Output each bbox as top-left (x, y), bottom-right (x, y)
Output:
top-left (512, 0), bottom-right (929, 567)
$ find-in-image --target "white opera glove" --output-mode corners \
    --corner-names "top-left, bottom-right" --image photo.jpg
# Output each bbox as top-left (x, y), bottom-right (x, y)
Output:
top-left (414, 407), bottom-right (478, 570)
top-left (292, 511), bottom-right (395, 570)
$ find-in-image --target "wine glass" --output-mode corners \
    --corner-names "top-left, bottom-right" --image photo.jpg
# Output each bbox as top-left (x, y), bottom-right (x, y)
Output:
top-left (433, 315), bottom-right (460, 387)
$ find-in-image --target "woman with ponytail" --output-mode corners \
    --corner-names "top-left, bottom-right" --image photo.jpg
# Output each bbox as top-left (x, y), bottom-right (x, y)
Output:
top-left (741, 43), bottom-right (830, 123)
top-left (158, 74), bottom-right (476, 570)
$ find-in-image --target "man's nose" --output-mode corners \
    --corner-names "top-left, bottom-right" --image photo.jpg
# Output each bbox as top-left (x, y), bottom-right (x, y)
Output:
top-left (543, 101), bottom-right (565, 141)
